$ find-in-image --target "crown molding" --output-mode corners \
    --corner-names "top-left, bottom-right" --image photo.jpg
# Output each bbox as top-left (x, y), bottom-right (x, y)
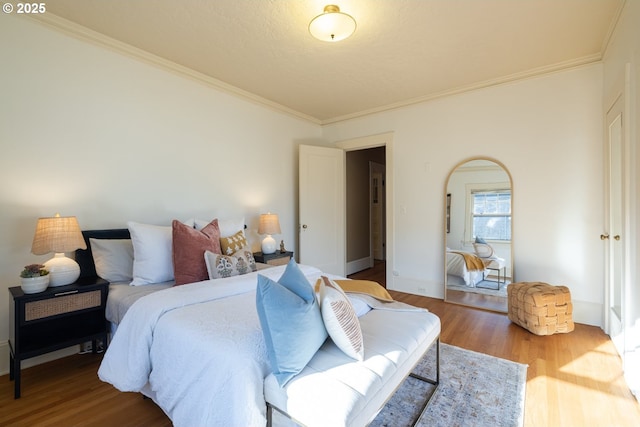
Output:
top-left (27, 14), bottom-right (321, 125)
top-left (25, 13), bottom-right (607, 128)
top-left (321, 54), bottom-right (603, 125)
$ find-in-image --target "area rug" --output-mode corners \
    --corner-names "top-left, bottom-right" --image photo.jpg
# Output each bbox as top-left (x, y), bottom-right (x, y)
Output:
top-left (371, 343), bottom-right (527, 427)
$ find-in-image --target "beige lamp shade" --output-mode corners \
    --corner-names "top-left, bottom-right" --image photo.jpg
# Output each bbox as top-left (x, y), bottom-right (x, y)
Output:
top-left (258, 213), bottom-right (281, 254)
top-left (31, 214), bottom-right (86, 254)
top-left (258, 213), bottom-right (281, 235)
top-left (31, 214), bottom-right (86, 287)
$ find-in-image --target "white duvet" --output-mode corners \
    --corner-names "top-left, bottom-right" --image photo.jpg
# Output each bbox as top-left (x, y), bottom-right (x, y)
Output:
top-left (446, 250), bottom-right (485, 287)
top-left (98, 263), bottom-right (325, 427)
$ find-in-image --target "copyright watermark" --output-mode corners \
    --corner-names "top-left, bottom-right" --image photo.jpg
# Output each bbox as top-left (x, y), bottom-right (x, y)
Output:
top-left (3, 3), bottom-right (47, 14)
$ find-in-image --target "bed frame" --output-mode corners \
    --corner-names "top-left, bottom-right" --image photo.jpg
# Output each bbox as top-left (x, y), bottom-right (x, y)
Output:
top-left (75, 229), bottom-right (130, 279)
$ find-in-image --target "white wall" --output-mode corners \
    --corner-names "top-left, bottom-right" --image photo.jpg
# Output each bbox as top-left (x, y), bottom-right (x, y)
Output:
top-left (0, 16), bottom-right (322, 373)
top-left (324, 64), bottom-right (605, 326)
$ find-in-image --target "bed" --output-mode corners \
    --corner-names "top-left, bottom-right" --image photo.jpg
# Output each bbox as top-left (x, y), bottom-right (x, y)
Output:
top-left (77, 225), bottom-right (441, 427)
top-left (446, 249), bottom-right (487, 287)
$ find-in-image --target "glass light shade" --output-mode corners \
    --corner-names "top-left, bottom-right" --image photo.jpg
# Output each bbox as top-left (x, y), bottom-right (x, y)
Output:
top-left (309, 5), bottom-right (356, 42)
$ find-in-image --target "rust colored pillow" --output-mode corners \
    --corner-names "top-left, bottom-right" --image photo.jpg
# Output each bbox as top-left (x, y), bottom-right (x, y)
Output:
top-left (172, 219), bottom-right (221, 285)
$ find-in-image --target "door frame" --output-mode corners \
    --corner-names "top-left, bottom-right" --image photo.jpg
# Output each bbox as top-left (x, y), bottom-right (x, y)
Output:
top-left (603, 64), bottom-right (632, 359)
top-left (337, 132), bottom-right (394, 287)
top-left (370, 161), bottom-right (386, 262)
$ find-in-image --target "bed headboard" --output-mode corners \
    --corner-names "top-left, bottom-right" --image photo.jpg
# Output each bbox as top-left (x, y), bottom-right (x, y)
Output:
top-left (76, 229), bottom-right (131, 279)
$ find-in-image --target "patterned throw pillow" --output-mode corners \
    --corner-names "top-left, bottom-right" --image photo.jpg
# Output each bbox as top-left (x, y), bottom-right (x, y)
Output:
top-left (317, 276), bottom-right (364, 361)
top-left (204, 246), bottom-right (257, 279)
top-left (220, 230), bottom-right (249, 255)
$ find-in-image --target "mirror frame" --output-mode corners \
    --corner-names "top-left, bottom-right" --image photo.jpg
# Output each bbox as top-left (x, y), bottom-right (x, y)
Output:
top-left (443, 156), bottom-right (514, 313)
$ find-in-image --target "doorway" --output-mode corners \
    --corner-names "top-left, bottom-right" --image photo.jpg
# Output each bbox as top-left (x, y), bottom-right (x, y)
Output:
top-left (345, 147), bottom-right (386, 276)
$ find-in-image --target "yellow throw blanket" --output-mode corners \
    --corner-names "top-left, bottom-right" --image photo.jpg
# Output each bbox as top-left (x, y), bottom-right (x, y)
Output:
top-left (315, 277), bottom-right (425, 312)
top-left (450, 251), bottom-right (486, 271)
top-left (334, 279), bottom-right (394, 302)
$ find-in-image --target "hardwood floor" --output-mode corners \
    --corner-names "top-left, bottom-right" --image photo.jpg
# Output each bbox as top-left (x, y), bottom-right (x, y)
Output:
top-left (1, 263), bottom-right (638, 426)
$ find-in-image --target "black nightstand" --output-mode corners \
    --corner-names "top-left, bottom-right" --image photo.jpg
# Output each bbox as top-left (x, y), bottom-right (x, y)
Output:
top-left (253, 251), bottom-right (294, 266)
top-left (8, 277), bottom-right (109, 398)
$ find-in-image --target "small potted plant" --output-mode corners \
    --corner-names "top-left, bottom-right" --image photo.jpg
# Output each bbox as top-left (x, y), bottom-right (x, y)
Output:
top-left (20, 264), bottom-right (50, 294)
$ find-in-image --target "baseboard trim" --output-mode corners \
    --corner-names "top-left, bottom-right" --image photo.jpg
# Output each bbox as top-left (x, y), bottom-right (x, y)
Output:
top-left (346, 257), bottom-right (373, 275)
top-left (389, 275), bottom-right (444, 299)
top-left (571, 300), bottom-right (603, 327)
top-left (0, 340), bottom-right (80, 377)
top-left (387, 279), bottom-right (603, 328)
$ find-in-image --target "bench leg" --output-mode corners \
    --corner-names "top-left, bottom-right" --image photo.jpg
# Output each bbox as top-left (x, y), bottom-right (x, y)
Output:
top-left (266, 403), bottom-right (273, 427)
top-left (407, 338), bottom-right (440, 427)
top-left (266, 402), bottom-right (302, 427)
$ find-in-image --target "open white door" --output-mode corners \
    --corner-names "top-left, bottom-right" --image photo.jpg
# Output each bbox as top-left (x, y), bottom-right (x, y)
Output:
top-left (299, 145), bottom-right (345, 276)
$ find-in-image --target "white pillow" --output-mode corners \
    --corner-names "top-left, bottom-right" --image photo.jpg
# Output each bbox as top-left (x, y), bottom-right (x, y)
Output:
top-left (317, 276), bottom-right (364, 361)
top-left (194, 217), bottom-right (245, 238)
top-left (89, 238), bottom-right (134, 283)
top-left (128, 221), bottom-right (174, 285)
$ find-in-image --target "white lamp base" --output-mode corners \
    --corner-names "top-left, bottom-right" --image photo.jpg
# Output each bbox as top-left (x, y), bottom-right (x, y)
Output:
top-left (44, 253), bottom-right (81, 287)
top-left (261, 235), bottom-right (277, 254)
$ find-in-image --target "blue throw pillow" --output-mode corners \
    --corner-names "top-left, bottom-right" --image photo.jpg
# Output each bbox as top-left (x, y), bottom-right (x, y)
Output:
top-left (256, 260), bottom-right (327, 386)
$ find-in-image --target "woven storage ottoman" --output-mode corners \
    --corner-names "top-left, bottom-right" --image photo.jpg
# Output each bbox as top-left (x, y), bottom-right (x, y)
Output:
top-left (507, 282), bottom-right (574, 335)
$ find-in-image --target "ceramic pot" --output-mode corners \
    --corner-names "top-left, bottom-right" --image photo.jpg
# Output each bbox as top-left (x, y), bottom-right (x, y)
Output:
top-left (21, 275), bottom-right (49, 294)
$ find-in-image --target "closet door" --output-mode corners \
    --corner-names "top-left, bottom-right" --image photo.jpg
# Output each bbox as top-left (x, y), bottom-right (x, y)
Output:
top-left (604, 92), bottom-right (625, 356)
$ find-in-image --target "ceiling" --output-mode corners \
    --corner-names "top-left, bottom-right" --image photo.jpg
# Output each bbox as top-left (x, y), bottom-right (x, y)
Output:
top-left (40, 0), bottom-right (624, 124)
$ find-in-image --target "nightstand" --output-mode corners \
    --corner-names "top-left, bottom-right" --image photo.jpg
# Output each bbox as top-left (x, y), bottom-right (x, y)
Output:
top-left (8, 277), bottom-right (109, 398)
top-left (253, 251), bottom-right (294, 266)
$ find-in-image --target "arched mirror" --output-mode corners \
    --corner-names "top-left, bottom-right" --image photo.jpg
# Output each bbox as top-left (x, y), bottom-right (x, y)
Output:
top-left (444, 158), bottom-right (513, 312)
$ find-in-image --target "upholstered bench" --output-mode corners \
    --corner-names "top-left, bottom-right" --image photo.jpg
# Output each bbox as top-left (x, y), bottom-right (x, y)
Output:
top-left (264, 309), bottom-right (441, 427)
top-left (507, 282), bottom-right (574, 335)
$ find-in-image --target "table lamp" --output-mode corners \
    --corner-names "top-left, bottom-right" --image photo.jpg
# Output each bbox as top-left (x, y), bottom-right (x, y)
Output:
top-left (31, 214), bottom-right (87, 287)
top-left (258, 213), bottom-right (281, 255)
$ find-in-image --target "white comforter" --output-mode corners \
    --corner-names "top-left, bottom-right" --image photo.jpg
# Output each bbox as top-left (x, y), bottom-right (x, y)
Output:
top-left (98, 263), bottom-right (325, 427)
top-left (446, 250), bottom-right (485, 287)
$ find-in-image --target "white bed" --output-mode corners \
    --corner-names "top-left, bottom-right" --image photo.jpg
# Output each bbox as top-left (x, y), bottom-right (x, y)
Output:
top-left (446, 250), bottom-right (486, 287)
top-left (77, 227), bottom-right (441, 427)
top-left (100, 265), bottom-right (313, 426)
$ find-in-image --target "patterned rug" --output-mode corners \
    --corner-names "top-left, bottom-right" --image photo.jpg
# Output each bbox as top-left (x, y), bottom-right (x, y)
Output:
top-left (371, 343), bottom-right (527, 427)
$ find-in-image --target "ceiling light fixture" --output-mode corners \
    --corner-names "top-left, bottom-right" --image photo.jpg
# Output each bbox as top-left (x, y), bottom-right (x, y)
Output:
top-left (309, 4), bottom-right (356, 42)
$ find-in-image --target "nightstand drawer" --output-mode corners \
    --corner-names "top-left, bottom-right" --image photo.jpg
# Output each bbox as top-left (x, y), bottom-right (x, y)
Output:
top-left (253, 251), bottom-right (294, 266)
top-left (265, 256), bottom-right (291, 266)
top-left (25, 290), bottom-right (101, 321)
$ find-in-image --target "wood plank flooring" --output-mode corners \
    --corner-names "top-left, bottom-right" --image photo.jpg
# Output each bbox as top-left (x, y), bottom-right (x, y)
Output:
top-left (1, 263), bottom-right (638, 426)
